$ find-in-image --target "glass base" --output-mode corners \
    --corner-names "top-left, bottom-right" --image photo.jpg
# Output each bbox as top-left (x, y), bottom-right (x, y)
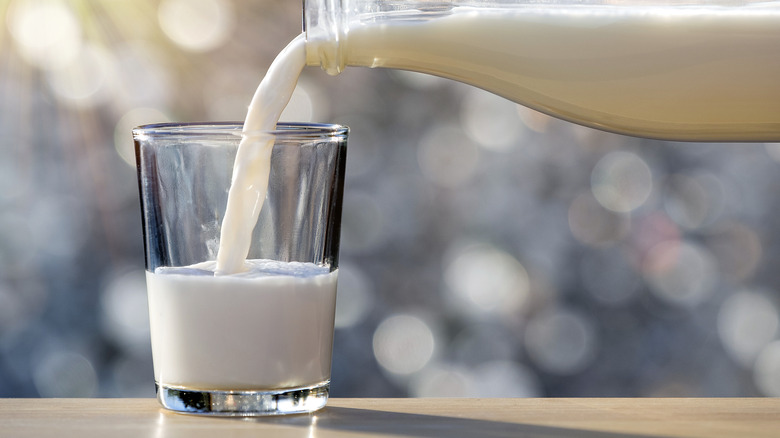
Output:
top-left (156, 381), bottom-right (329, 416)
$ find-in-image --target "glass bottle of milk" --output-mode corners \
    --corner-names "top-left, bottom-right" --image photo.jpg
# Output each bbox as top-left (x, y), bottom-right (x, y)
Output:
top-left (303, 0), bottom-right (780, 141)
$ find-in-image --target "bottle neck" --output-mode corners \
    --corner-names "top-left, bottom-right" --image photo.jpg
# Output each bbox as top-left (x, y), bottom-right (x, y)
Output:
top-left (303, 0), bottom-right (347, 75)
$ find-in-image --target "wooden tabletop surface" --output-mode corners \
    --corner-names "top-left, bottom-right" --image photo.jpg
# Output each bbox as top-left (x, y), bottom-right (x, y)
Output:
top-left (0, 398), bottom-right (778, 438)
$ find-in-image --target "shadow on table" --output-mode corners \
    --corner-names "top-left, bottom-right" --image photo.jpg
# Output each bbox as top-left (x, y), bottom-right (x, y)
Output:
top-left (259, 406), bottom-right (656, 438)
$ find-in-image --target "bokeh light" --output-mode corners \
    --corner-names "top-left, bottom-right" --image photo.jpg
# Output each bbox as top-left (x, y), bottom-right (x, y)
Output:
top-left (114, 108), bottom-right (171, 167)
top-left (8, 0), bottom-right (81, 70)
top-left (373, 314), bottom-right (436, 376)
top-left (642, 240), bottom-right (717, 308)
top-left (46, 43), bottom-right (117, 107)
top-left (706, 222), bottom-right (763, 281)
top-left (410, 359), bottom-right (542, 397)
top-left (517, 105), bottom-right (553, 134)
top-left (662, 172), bottom-right (725, 230)
top-left (100, 269), bottom-right (151, 358)
top-left (33, 350), bottom-right (98, 398)
top-left (443, 241), bottom-right (529, 319)
top-left (568, 191), bottom-right (630, 246)
top-left (113, 41), bottom-right (173, 110)
top-left (410, 363), bottom-right (472, 397)
top-left (279, 83), bottom-right (315, 122)
top-left (754, 341), bottom-right (780, 397)
top-left (468, 360), bottom-right (541, 397)
top-left (334, 263), bottom-right (374, 329)
top-left (591, 150), bottom-right (653, 213)
top-left (524, 308), bottom-right (597, 375)
top-left (718, 290), bottom-right (778, 368)
top-left (157, 0), bottom-right (234, 52)
top-left (461, 87), bottom-right (527, 151)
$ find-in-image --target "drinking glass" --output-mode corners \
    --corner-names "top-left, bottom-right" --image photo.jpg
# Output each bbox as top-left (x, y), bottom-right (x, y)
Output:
top-left (133, 122), bottom-right (348, 415)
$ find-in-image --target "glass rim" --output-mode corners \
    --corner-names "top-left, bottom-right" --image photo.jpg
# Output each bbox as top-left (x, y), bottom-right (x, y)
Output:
top-left (132, 121), bottom-right (349, 139)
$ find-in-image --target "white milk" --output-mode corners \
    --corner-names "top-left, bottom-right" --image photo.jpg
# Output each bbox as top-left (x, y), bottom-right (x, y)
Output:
top-left (147, 260), bottom-right (337, 390)
top-left (324, 5), bottom-right (780, 140)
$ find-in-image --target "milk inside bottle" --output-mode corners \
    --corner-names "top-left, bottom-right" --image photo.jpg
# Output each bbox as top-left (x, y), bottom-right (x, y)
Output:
top-left (305, 0), bottom-right (780, 141)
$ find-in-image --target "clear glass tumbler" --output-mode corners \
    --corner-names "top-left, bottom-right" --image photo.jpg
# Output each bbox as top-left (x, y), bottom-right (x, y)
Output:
top-left (133, 122), bottom-right (348, 415)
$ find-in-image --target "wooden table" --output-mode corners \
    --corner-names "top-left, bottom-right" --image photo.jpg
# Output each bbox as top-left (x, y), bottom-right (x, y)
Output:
top-left (0, 398), bottom-right (778, 437)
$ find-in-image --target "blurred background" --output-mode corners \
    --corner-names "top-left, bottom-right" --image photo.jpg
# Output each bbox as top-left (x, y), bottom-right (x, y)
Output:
top-left (1, 0), bottom-right (779, 399)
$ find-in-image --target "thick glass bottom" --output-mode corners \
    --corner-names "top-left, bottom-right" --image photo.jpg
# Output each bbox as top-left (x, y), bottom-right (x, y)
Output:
top-left (156, 381), bottom-right (329, 416)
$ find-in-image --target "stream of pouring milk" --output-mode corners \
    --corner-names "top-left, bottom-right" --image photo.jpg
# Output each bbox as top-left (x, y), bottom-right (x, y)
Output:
top-left (215, 35), bottom-right (307, 275)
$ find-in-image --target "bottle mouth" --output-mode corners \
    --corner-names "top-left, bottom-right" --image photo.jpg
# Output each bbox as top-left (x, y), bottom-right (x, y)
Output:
top-left (302, 0), bottom-right (345, 75)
